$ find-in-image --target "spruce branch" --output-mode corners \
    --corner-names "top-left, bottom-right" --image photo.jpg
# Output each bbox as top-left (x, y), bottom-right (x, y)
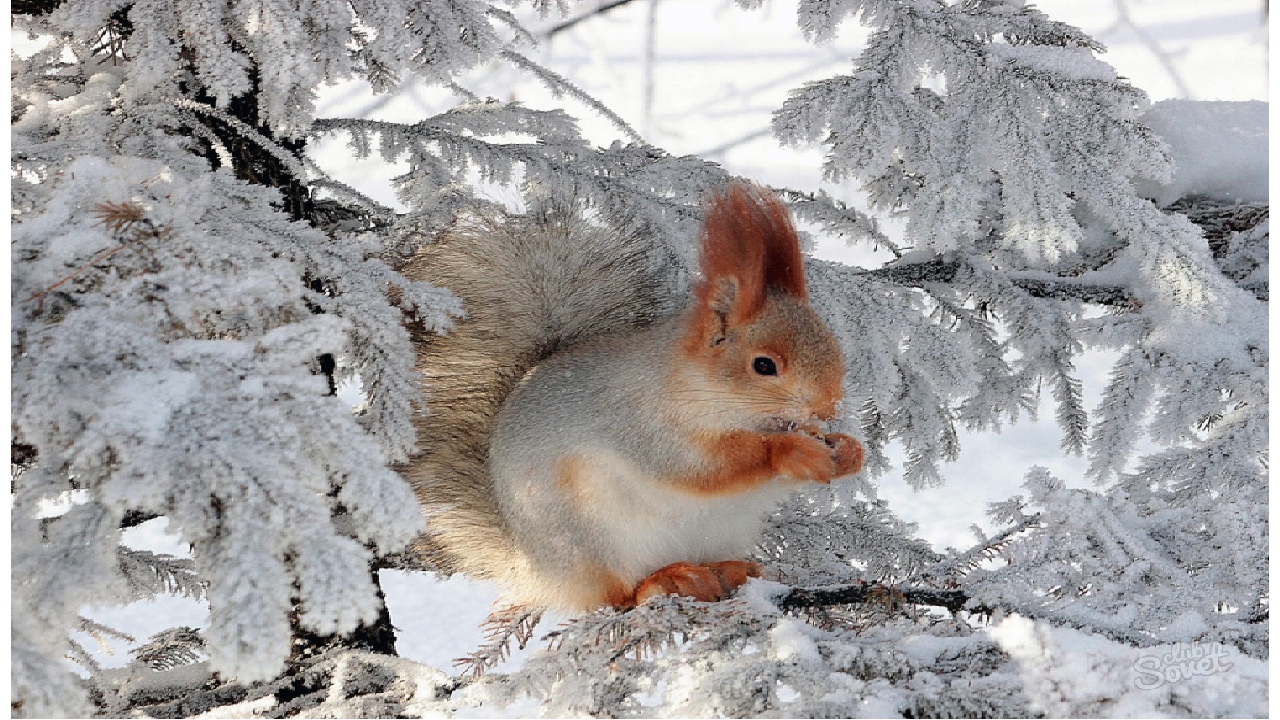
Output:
top-left (132, 627), bottom-right (207, 671)
top-left (923, 513), bottom-right (1045, 580)
top-left (26, 202), bottom-right (172, 310)
top-left (859, 258), bottom-right (1141, 308)
top-left (117, 547), bottom-right (205, 601)
top-left (773, 186), bottom-right (895, 255)
top-left (170, 98), bottom-right (309, 181)
top-left (79, 617), bottom-right (136, 653)
top-left (453, 605), bottom-right (544, 677)
top-left (500, 49), bottom-right (644, 143)
top-left (486, 8), bottom-right (539, 47)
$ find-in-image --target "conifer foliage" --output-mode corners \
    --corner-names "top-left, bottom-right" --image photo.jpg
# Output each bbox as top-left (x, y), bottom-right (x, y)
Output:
top-left (10, 0), bottom-right (1266, 716)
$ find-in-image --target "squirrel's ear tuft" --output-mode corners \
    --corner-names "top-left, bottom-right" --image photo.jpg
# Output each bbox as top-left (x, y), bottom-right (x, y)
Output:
top-left (754, 189), bottom-right (808, 302)
top-left (695, 183), bottom-right (807, 327)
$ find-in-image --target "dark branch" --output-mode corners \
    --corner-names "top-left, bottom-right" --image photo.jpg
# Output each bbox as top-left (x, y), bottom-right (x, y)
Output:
top-left (1010, 277), bottom-right (1139, 307)
top-left (121, 510), bottom-right (160, 529)
top-left (823, 195), bottom-right (1269, 308)
top-left (12, 0), bottom-right (65, 15)
top-left (778, 584), bottom-right (975, 614)
top-left (543, 0), bottom-right (638, 38)
top-left (855, 259), bottom-right (1141, 308)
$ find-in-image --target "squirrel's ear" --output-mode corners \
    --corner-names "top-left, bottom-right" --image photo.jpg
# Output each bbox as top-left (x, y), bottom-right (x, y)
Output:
top-left (693, 183), bottom-right (806, 333)
top-left (695, 185), bottom-right (764, 336)
top-left (752, 188), bottom-right (808, 302)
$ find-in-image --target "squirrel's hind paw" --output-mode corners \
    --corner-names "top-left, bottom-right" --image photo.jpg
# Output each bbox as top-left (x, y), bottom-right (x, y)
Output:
top-left (702, 560), bottom-right (763, 590)
top-left (633, 560), bottom-right (762, 605)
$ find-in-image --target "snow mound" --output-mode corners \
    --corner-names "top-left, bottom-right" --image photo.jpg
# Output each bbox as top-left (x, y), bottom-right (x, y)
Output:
top-left (1136, 100), bottom-right (1268, 205)
top-left (990, 615), bottom-right (1268, 718)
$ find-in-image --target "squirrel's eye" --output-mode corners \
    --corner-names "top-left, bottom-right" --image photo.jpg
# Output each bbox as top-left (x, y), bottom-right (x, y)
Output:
top-left (752, 357), bottom-right (778, 376)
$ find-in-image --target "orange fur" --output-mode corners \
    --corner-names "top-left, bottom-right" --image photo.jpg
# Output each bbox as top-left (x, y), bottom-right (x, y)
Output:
top-left (686, 183), bottom-right (809, 356)
top-left (675, 429), bottom-right (863, 496)
top-left (696, 187), bottom-right (765, 321)
top-left (635, 562), bottom-right (728, 603)
top-left (597, 567), bottom-right (638, 609)
top-left (702, 560), bottom-right (762, 590)
top-left (827, 432), bottom-right (865, 477)
top-left (754, 200), bottom-right (808, 301)
top-left (702, 183), bottom-right (807, 300)
top-left (807, 385), bottom-right (842, 423)
top-left (633, 560), bottom-right (763, 605)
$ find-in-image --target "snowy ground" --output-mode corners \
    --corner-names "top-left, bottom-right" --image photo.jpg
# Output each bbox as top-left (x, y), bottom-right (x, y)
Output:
top-left (72, 0), bottom-right (1268, 681)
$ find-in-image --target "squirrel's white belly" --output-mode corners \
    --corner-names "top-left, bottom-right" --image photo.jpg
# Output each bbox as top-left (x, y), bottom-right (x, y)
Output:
top-left (573, 447), bottom-right (793, 583)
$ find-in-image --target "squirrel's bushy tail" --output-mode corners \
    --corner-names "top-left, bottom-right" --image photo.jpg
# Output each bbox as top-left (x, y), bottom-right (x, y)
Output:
top-left (402, 202), bottom-right (679, 582)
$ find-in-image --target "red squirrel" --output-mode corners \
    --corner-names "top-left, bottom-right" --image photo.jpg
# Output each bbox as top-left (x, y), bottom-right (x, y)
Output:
top-left (404, 183), bottom-right (863, 610)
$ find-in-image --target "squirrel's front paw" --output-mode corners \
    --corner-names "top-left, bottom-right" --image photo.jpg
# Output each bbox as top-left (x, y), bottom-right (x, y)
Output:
top-left (769, 433), bottom-right (839, 483)
top-left (824, 432), bottom-right (864, 477)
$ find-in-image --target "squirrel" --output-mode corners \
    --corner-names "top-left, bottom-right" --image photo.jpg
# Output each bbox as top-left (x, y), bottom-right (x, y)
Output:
top-left (402, 182), bottom-right (863, 611)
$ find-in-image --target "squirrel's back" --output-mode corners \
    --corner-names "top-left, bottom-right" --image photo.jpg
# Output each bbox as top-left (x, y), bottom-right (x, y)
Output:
top-left (401, 204), bottom-right (679, 580)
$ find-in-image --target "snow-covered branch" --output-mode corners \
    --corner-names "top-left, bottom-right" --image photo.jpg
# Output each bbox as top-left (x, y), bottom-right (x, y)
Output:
top-left (10, 0), bottom-right (1266, 716)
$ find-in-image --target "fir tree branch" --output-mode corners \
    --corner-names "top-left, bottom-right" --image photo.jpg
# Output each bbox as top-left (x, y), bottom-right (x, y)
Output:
top-left (925, 512), bottom-right (1044, 580)
top-left (773, 186), bottom-right (895, 254)
top-left (454, 605), bottom-right (544, 677)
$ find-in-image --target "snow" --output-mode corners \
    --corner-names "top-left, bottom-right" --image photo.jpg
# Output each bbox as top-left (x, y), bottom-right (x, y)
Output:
top-left (987, 43), bottom-right (1118, 82)
top-left (989, 614), bottom-right (1269, 718)
top-left (768, 617), bottom-right (823, 662)
top-left (898, 634), bottom-right (980, 667)
top-left (381, 570), bottom-right (513, 672)
top-left (1134, 100), bottom-right (1269, 205)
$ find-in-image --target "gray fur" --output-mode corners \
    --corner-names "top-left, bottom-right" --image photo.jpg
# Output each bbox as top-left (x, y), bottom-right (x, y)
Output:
top-left (401, 206), bottom-right (680, 582)
top-left (486, 315), bottom-right (800, 596)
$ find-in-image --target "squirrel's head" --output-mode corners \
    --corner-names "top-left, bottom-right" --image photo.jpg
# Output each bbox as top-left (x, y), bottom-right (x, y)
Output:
top-left (682, 183), bottom-right (844, 428)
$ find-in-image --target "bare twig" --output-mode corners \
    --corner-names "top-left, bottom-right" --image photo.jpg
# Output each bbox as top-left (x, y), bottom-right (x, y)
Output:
top-left (1104, 0), bottom-right (1192, 98)
top-left (542, 0), bottom-right (638, 38)
top-left (27, 242), bottom-right (130, 309)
